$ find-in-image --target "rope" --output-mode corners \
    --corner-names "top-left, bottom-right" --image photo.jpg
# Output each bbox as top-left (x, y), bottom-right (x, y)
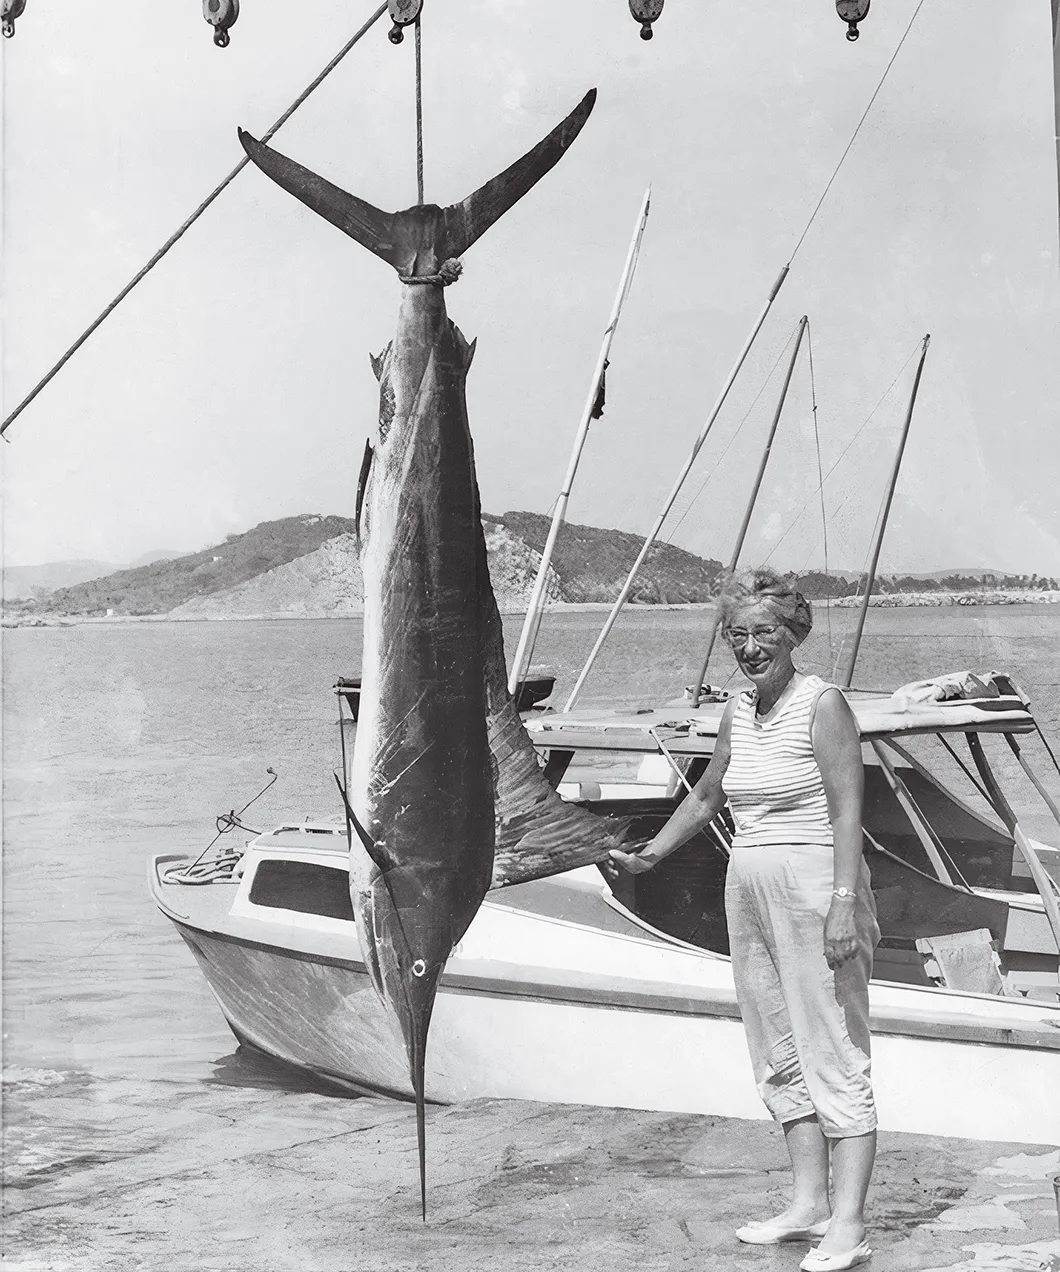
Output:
top-left (788, 0), bottom-right (927, 265)
top-left (1, 2), bottom-right (389, 437)
top-left (415, 14), bottom-right (424, 204)
top-left (161, 851), bottom-right (244, 886)
top-left (806, 320), bottom-right (833, 653)
top-left (764, 341), bottom-right (921, 569)
top-left (399, 258), bottom-right (463, 286)
top-left (665, 324), bottom-right (800, 543)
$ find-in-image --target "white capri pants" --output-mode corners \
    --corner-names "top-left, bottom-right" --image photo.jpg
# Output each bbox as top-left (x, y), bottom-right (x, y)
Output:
top-left (724, 842), bottom-right (881, 1138)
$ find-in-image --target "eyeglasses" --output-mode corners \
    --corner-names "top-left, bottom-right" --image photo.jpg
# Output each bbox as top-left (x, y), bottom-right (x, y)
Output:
top-left (722, 624), bottom-right (783, 649)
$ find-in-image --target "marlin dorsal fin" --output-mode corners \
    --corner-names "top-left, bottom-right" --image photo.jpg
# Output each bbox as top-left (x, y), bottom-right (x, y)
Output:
top-left (237, 89), bottom-right (596, 278)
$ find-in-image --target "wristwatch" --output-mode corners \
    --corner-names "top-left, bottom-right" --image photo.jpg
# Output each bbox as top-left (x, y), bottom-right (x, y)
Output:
top-left (832, 886), bottom-right (856, 899)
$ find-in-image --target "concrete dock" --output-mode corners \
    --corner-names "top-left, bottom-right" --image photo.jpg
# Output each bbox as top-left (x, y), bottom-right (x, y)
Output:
top-left (4, 1061), bottom-right (1058, 1272)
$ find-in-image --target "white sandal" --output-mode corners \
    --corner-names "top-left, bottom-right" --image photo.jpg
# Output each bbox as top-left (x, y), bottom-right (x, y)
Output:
top-left (735, 1218), bottom-right (829, 1244)
top-left (799, 1240), bottom-right (872, 1271)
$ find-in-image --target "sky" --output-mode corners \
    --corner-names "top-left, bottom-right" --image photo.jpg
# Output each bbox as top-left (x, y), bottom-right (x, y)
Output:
top-left (3, 0), bottom-right (1059, 576)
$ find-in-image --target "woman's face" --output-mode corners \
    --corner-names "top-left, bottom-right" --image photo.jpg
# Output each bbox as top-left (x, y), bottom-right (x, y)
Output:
top-left (722, 599), bottom-right (794, 681)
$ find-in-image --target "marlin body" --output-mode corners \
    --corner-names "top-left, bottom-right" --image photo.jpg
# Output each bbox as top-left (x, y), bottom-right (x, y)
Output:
top-left (351, 282), bottom-right (495, 1152)
top-left (238, 91), bottom-right (637, 1209)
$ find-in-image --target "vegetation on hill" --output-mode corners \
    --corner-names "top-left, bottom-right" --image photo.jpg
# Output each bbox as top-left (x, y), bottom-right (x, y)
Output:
top-left (20, 516), bottom-right (354, 617)
top-left (494, 512), bottom-right (725, 604)
top-left (795, 569), bottom-right (1058, 600)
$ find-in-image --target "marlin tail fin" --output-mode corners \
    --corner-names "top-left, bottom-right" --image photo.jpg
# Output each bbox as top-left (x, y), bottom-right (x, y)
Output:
top-left (238, 89), bottom-right (596, 278)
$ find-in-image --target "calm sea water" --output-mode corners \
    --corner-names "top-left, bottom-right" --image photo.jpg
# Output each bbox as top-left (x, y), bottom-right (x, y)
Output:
top-left (3, 606), bottom-right (1059, 1197)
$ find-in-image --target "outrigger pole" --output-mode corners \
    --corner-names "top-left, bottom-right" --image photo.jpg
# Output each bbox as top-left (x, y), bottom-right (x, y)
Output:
top-left (1, 2), bottom-right (389, 437)
top-left (507, 186), bottom-right (651, 698)
top-left (1053, 0), bottom-right (1060, 246)
top-left (841, 333), bottom-right (931, 688)
top-left (690, 315), bottom-right (809, 707)
top-left (563, 263), bottom-right (790, 712)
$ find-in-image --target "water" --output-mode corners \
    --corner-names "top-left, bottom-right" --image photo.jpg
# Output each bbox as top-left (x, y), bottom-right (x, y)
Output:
top-left (3, 606), bottom-right (1059, 1202)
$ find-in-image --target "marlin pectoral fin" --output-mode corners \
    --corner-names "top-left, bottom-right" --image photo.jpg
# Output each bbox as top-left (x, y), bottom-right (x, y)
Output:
top-left (333, 772), bottom-right (391, 873)
top-left (440, 88), bottom-right (597, 261)
top-left (238, 128), bottom-right (400, 267)
top-left (354, 440), bottom-right (374, 541)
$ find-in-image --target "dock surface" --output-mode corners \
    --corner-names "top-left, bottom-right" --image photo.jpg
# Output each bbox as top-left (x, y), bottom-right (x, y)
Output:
top-left (4, 1061), bottom-right (1058, 1272)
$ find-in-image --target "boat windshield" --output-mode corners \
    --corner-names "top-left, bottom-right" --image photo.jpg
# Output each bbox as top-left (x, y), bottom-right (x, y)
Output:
top-left (865, 728), bottom-right (1060, 891)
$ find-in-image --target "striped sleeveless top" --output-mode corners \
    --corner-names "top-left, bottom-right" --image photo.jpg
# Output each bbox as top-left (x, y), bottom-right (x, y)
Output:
top-left (722, 674), bottom-right (835, 849)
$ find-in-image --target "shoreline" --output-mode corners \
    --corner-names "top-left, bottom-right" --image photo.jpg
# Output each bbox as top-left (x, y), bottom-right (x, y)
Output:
top-left (4, 590), bottom-right (1060, 628)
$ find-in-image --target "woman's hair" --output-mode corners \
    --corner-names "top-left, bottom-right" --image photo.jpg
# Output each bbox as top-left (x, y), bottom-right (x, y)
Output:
top-left (716, 568), bottom-right (813, 646)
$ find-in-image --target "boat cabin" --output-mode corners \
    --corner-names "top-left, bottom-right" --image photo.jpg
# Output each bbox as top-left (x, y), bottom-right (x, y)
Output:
top-left (520, 672), bottom-right (1060, 999)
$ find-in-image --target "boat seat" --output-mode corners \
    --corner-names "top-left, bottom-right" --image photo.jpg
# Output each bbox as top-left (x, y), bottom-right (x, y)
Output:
top-left (915, 928), bottom-right (1005, 995)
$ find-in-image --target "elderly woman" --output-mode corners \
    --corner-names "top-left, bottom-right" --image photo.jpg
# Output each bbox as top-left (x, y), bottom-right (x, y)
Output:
top-left (611, 569), bottom-right (879, 1272)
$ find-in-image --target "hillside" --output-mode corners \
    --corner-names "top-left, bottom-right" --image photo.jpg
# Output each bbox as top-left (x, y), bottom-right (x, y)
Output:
top-left (167, 522), bottom-right (561, 619)
top-left (7, 511), bottom-right (1054, 623)
top-left (8, 512), bottom-right (725, 619)
top-left (20, 515), bottom-right (354, 617)
top-left (496, 512), bottom-right (724, 604)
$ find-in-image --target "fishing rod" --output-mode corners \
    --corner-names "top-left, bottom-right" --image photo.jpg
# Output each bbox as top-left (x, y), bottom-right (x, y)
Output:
top-left (562, 263), bottom-right (790, 713)
top-left (690, 315), bottom-right (809, 708)
top-left (841, 333), bottom-right (930, 688)
top-left (507, 185), bottom-right (651, 699)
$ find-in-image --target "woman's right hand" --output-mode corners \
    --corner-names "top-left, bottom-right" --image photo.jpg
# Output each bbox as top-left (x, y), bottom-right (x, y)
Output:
top-left (607, 846), bottom-right (659, 874)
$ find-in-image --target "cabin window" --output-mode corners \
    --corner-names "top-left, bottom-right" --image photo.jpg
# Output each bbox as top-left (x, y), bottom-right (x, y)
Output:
top-left (248, 860), bottom-right (355, 922)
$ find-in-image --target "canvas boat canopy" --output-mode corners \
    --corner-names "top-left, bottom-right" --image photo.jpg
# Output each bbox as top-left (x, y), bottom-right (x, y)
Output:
top-left (524, 671), bottom-right (1037, 757)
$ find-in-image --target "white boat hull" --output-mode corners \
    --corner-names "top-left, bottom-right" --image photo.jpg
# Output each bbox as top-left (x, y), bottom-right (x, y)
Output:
top-left (160, 856), bottom-right (1060, 1147)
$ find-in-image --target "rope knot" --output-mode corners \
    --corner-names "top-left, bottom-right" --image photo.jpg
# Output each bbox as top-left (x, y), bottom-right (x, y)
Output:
top-left (400, 258), bottom-right (463, 287)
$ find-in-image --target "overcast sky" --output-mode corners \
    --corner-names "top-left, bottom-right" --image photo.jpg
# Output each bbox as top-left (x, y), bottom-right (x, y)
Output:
top-left (3, 0), bottom-right (1059, 575)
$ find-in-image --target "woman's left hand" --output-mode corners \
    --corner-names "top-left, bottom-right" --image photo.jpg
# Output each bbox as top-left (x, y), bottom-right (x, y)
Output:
top-left (823, 898), bottom-right (859, 970)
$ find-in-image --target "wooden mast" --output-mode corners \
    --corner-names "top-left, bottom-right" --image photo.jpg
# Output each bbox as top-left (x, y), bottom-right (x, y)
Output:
top-left (690, 316), bottom-right (809, 707)
top-left (841, 333), bottom-right (931, 688)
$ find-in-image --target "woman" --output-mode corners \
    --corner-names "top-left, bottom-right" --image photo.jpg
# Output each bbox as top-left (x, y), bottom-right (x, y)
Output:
top-left (610, 569), bottom-right (879, 1272)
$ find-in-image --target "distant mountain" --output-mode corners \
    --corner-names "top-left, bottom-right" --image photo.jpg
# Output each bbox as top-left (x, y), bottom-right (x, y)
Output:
top-left (128, 549), bottom-right (186, 568)
top-left (2, 559), bottom-right (120, 600)
top-left (17, 515), bottom-right (353, 617)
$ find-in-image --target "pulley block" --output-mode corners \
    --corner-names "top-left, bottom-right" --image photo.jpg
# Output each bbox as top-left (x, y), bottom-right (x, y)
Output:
top-left (629, 0), bottom-right (663, 41)
top-left (203, 0), bottom-right (239, 48)
top-left (836, 0), bottom-right (870, 42)
top-left (387, 0), bottom-right (422, 44)
top-left (2, 0), bottom-right (26, 39)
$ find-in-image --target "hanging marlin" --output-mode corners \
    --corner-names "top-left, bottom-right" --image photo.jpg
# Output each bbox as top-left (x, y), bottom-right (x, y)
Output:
top-left (238, 89), bottom-right (639, 1215)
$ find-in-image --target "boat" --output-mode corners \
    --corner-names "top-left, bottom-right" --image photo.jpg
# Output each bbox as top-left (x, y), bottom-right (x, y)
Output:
top-left (150, 667), bottom-right (1060, 1147)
